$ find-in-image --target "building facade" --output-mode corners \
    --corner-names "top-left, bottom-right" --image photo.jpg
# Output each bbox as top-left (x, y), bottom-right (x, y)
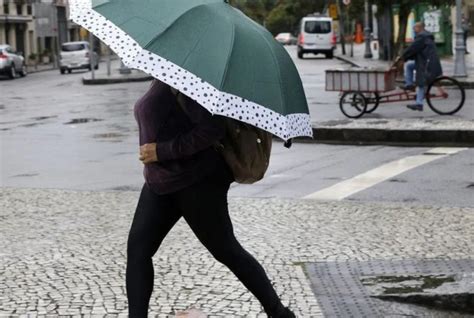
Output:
top-left (0, 0), bottom-right (35, 61)
top-left (0, 0), bottom-right (84, 66)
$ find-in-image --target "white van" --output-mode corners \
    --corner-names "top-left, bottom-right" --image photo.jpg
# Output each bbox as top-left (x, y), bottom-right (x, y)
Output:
top-left (59, 41), bottom-right (99, 74)
top-left (297, 15), bottom-right (336, 59)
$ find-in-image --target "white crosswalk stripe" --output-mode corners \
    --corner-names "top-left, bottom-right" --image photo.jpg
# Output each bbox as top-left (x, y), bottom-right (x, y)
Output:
top-left (304, 148), bottom-right (468, 201)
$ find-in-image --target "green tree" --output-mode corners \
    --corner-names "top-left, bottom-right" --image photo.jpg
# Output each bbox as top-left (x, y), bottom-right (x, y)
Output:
top-left (230, 0), bottom-right (327, 34)
top-left (230, 0), bottom-right (278, 25)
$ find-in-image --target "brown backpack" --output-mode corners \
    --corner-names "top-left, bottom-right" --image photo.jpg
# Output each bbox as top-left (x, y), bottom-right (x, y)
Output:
top-left (171, 87), bottom-right (272, 184)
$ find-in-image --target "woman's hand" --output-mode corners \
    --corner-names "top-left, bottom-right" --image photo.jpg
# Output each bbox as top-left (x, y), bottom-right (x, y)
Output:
top-left (139, 143), bottom-right (158, 164)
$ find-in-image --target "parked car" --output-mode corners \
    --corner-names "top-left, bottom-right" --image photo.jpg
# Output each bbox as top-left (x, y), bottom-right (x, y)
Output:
top-left (297, 15), bottom-right (337, 59)
top-left (275, 32), bottom-right (297, 45)
top-left (0, 44), bottom-right (27, 79)
top-left (59, 41), bottom-right (99, 74)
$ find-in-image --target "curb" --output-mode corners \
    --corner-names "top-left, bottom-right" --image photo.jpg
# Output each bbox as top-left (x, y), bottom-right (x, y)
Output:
top-left (293, 127), bottom-right (474, 147)
top-left (82, 75), bottom-right (153, 85)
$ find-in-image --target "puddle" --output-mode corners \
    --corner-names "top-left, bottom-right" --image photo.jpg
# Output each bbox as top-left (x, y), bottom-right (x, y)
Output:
top-left (21, 123), bottom-right (45, 128)
top-left (389, 178), bottom-right (408, 183)
top-left (324, 177), bottom-right (343, 181)
top-left (93, 133), bottom-right (126, 139)
top-left (467, 183), bottom-right (474, 189)
top-left (108, 185), bottom-right (141, 191)
top-left (32, 116), bottom-right (57, 121)
top-left (11, 173), bottom-right (39, 178)
top-left (64, 118), bottom-right (103, 125)
top-left (105, 88), bottom-right (126, 91)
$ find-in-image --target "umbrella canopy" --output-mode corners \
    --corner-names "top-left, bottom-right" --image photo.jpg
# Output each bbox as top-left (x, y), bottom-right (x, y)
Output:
top-left (70, 0), bottom-right (313, 140)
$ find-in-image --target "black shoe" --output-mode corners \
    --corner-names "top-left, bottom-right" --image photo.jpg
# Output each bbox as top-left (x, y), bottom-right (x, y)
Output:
top-left (407, 104), bottom-right (423, 111)
top-left (400, 84), bottom-right (416, 91)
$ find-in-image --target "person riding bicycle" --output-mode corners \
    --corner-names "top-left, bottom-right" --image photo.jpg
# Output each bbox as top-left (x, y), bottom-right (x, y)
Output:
top-left (396, 22), bottom-right (443, 112)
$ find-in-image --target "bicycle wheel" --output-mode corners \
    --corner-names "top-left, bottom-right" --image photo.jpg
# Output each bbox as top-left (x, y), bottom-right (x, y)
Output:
top-left (427, 76), bottom-right (466, 115)
top-left (365, 92), bottom-right (380, 114)
top-left (340, 92), bottom-right (367, 119)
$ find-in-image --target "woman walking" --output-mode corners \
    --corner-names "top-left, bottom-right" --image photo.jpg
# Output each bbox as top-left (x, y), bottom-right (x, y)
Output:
top-left (126, 79), bottom-right (296, 317)
top-left (68, 2), bottom-right (312, 316)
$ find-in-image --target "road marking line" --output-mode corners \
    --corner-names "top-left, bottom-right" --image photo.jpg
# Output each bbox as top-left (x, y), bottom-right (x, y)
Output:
top-left (304, 147), bottom-right (467, 201)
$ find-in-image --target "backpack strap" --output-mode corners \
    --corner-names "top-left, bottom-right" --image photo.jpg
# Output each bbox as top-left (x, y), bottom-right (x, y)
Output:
top-left (169, 86), bottom-right (189, 116)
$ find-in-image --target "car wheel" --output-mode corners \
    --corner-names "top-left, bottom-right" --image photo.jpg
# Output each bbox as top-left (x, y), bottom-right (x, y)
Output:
top-left (297, 47), bottom-right (304, 59)
top-left (19, 64), bottom-right (27, 77)
top-left (88, 64), bottom-right (92, 71)
top-left (60, 69), bottom-right (66, 75)
top-left (67, 69), bottom-right (72, 74)
top-left (8, 65), bottom-right (16, 79)
top-left (94, 63), bottom-right (99, 70)
top-left (326, 52), bottom-right (334, 59)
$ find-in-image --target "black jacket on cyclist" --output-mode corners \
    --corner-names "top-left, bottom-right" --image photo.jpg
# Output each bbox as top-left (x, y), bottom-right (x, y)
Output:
top-left (402, 31), bottom-right (443, 87)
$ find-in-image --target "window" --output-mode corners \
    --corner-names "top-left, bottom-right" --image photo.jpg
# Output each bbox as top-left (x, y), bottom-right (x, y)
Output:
top-left (304, 21), bottom-right (332, 34)
top-left (27, 5), bottom-right (32, 15)
top-left (3, 3), bottom-right (9, 14)
top-left (16, 4), bottom-right (22, 15)
top-left (61, 43), bottom-right (86, 52)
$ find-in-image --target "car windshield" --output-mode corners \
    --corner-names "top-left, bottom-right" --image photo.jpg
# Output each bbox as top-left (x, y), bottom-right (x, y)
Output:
top-left (305, 21), bottom-right (331, 34)
top-left (61, 43), bottom-right (86, 52)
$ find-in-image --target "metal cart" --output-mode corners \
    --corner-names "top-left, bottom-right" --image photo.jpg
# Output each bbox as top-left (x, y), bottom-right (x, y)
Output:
top-left (326, 67), bottom-right (466, 119)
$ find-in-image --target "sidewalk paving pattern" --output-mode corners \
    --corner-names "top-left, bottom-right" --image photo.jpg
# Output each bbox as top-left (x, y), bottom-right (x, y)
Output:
top-left (1, 188), bottom-right (472, 316)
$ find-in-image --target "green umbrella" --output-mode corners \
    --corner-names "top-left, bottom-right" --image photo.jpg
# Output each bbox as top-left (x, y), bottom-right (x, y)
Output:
top-left (70, 0), bottom-right (312, 141)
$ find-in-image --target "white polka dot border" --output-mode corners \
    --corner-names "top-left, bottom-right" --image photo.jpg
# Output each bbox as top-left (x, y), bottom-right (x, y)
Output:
top-left (69, 0), bottom-right (314, 141)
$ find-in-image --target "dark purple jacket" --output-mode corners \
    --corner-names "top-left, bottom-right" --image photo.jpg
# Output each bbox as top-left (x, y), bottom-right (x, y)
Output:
top-left (134, 79), bottom-right (227, 195)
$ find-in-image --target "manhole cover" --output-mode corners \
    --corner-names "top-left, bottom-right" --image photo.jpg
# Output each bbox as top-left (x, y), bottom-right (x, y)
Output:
top-left (304, 259), bottom-right (474, 317)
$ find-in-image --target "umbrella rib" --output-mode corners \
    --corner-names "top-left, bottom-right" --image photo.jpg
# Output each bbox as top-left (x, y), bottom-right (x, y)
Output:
top-left (140, 3), bottom-right (211, 50)
top-left (217, 8), bottom-right (236, 92)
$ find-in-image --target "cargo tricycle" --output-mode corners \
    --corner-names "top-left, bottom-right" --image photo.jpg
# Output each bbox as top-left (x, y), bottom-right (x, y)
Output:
top-left (325, 67), bottom-right (466, 119)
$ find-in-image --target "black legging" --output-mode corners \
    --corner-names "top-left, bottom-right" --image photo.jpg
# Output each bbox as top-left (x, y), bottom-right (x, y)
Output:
top-left (126, 162), bottom-right (285, 317)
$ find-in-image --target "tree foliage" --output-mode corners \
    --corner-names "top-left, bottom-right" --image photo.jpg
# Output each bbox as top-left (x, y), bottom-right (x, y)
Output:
top-left (230, 0), bottom-right (326, 34)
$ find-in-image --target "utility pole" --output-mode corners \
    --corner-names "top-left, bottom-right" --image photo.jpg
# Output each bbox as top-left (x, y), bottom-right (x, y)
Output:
top-left (363, 0), bottom-right (373, 58)
top-left (106, 46), bottom-right (111, 76)
top-left (89, 31), bottom-right (95, 80)
top-left (454, 0), bottom-right (467, 77)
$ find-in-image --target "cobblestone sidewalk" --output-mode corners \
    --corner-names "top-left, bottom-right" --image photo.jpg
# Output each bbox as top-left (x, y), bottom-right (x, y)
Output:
top-left (1, 188), bottom-right (473, 317)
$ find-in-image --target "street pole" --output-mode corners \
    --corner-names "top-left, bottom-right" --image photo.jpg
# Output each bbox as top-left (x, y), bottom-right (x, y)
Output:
top-left (363, 0), bottom-right (373, 58)
top-left (88, 31), bottom-right (95, 80)
top-left (106, 46), bottom-right (111, 76)
top-left (454, 0), bottom-right (467, 77)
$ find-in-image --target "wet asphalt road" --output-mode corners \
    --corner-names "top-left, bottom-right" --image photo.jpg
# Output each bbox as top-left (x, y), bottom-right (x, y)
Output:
top-left (1, 56), bottom-right (473, 207)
